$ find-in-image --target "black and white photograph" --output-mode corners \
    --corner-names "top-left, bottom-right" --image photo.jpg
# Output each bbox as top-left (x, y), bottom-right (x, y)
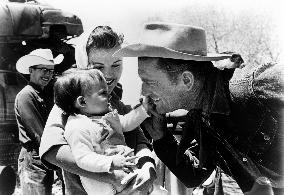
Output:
top-left (0, 0), bottom-right (283, 194)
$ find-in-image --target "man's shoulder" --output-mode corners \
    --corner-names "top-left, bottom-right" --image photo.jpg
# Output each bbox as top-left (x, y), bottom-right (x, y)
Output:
top-left (15, 85), bottom-right (37, 107)
top-left (15, 84), bottom-right (35, 99)
top-left (229, 62), bottom-right (284, 106)
top-left (252, 62), bottom-right (284, 99)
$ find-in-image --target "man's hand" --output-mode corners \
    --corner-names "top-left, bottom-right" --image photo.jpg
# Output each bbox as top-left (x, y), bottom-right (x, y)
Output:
top-left (142, 108), bottom-right (167, 141)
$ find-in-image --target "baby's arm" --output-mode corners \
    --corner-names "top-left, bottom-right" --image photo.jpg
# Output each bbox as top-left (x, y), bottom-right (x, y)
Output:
top-left (64, 119), bottom-right (113, 173)
top-left (105, 97), bottom-right (150, 132)
top-left (65, 117), bottom-right (136, 172)
top-left (119, 105), bottom-right (149, 132)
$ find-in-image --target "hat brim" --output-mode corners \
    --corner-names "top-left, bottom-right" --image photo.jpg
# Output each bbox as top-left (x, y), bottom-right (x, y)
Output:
top-left (114, 44), bottom-right (231, 61)
top-left (16, 55), bottom-right (63, 74)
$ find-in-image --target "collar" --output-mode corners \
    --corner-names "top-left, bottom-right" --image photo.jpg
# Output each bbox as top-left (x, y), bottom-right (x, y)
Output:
top-left (199, 69), bottom-right (231, 116)
top-left (28, 82), bottom-right (43, 93)
top-left (109, 83), bottom-right (123, 102)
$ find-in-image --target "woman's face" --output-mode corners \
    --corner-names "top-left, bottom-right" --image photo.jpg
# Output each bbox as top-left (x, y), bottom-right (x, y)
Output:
top-left (88, 47), bottom-right (123, 94)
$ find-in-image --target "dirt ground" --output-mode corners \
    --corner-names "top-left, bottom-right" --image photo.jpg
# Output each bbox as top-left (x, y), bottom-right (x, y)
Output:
top-left (13, 179), bottom-right (63, 195)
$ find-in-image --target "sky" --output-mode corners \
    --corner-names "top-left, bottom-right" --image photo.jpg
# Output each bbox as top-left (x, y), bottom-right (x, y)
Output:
top-left (47, 0), bottom-right (284, 105)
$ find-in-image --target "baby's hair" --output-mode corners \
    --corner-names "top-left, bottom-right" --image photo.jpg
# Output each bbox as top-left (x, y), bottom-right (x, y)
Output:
top-left (54, 68), bottom-right (106, 115)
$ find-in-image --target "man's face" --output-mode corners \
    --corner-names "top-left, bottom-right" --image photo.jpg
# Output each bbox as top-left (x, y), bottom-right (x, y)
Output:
top-left (138, 58), bottom-right (187, 114)
top-left (30, 65), bottom-right (54, 89)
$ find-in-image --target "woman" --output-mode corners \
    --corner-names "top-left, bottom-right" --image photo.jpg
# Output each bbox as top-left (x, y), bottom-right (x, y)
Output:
top-left (39, 26), bottom-right (156, 195)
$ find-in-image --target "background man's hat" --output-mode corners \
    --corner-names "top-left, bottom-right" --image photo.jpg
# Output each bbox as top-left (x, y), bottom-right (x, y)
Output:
top-left (16, 49), bottom-right (64, 74)
top-left (114, 22), bottom-right (231, 61)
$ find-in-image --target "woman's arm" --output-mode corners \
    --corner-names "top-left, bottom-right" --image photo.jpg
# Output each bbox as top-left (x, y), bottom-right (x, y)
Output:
top-left (42, 144), bottom-right (127, 186)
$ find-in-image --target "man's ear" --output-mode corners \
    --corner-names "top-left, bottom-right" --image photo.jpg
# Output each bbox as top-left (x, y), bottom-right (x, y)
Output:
top-left (76, 96), bottom-right (86, 108)
top-left (181, 71), bottom-right (194, 90)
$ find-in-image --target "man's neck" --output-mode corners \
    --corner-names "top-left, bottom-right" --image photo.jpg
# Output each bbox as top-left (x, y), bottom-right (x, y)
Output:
top-left (29, 82), bottom-right (44, 91)
top-left (196, 70), bottom-right (231, 115)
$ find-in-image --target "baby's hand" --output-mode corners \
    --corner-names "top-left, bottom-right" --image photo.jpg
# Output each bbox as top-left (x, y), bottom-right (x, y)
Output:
top-left (103, 110), bottom-right (123, 132)
top-left (103, 109), bottom-right (120, 121)
top-left (139, 96), bottom-right (155, 115)
top-left (111, 151), bottom-right (137, 171)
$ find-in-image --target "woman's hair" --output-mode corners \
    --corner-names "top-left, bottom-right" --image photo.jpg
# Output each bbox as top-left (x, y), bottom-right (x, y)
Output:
top-left (54, 68), bottom-right (105, 115)
top-left (86, 26), bottom-right (124, 54)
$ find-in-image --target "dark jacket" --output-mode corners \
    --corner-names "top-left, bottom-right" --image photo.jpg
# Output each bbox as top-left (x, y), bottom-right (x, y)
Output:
top-left (15, 82), bottom-right (54, 152)
top-left (153, 62), bottom-right (284, 192)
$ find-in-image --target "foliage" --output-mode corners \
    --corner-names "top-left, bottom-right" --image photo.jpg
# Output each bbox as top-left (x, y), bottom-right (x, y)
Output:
top-left (144, 3), bottom-right (280, 68)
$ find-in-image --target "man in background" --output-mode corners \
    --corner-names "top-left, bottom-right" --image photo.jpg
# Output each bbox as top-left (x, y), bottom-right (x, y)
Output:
top-left (14, 49), bottom-right (63, 194)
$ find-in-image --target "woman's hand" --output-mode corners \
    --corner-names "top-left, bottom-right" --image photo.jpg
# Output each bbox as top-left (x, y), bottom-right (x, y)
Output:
top-left (110, 170), bottom-right (131, 193)
top-left (116, 162), bottom-right (156, 194)
top-left (105, 145), bottom-right (134, 157)
top-left (132, 162), bottom-right (156, 191)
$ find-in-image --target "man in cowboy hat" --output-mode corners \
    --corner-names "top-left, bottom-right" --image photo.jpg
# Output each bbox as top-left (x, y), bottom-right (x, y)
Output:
top-left (14, 48), bottom-right (63, 195)
top-left (114, 22), bottom-right (284, 194)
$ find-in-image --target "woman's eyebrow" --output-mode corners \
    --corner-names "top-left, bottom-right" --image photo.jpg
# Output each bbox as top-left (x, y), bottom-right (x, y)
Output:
top-left (113, 60), bottom-right (122, 64)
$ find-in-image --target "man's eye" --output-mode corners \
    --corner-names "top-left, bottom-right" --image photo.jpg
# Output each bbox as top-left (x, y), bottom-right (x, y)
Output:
top-left (144, 80), bottom-right (157, 85)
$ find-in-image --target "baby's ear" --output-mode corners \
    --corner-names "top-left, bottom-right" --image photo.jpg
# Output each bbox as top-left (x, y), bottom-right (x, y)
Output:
top-left (76, 96), bottom-right (86, 108)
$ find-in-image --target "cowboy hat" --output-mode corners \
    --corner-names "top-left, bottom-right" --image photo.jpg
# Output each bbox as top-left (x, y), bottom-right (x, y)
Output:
top-left (16, 49), bottom-right (64, 74)
top-left (114, 22), bottom-right (231, 61)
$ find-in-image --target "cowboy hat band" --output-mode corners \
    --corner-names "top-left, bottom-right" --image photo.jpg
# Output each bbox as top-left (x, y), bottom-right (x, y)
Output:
top-left (114, 22), bottom-right (231, 61)
top-left (16, 49), bottom-right (64, 74)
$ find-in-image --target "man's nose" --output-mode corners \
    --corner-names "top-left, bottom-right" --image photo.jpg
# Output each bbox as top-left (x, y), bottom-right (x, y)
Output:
top-left (141, 84), bottom-right (150, 96)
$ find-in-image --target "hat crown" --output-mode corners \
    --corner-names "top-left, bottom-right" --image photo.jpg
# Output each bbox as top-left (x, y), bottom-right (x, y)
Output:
top-left (140, 22), bottom-right (207, 56)
top-left (16, 48), bottom-right (64, 74)
top-left (114, 22), bottom-right (231, 61)
top-left (29, 49), bottom-right (54, 62)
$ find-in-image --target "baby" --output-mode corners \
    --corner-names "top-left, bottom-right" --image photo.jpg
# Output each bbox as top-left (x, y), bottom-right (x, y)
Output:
top-left (54, 68), bottom-right (152, 195)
